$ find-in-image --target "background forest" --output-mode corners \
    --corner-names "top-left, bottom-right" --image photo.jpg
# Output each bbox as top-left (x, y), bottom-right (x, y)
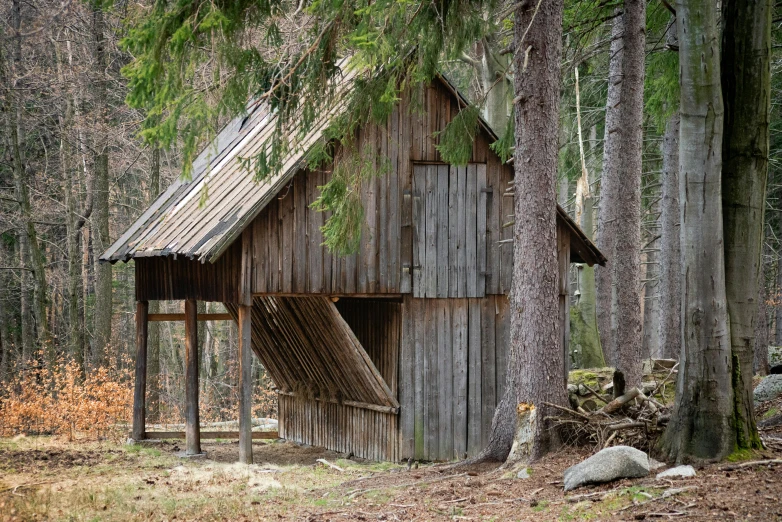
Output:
top-left (0, 0), bottom-right (779, 433)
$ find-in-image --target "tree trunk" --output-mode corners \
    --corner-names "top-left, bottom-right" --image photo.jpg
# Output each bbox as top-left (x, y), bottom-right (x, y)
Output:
top-left (91, 4), bottom-right (112, 367)
top-left (642, 206), bottom-right (661, 360)
top-left (658, 112), bottom-right (681, 360)
top-left (660, 0), bottom-right (734, 462)
top-left (570, 197), bottom-right (605, 368)
top-left (478, 38), bottom-right (510, 134)
top-left (612, 0), bottom-right (645, 389)
top-left (776, 249), bottom-right (782, 344)
top-left (755, 257), bottom-right (770, 376)
top-left (6, 0), bottom-right (50, 363)
top-left (53, 32), bottom-right (85, 369)
top-left (475, 0), bottom-right (566, 464)
top-left (148, 146), bottom-right (161, 421)
top-left (595, 12), bottom-right (624, 366)
top-left (720, 0), bottom-right (769, 451)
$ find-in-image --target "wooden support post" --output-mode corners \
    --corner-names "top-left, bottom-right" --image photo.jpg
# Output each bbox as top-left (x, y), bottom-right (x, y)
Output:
top-left (184, 298), bottom-right (201, 455)
top-left (238, 228), bottom-right (254, 464)
top-left (238, 304), bottom-right (253, 464)
top-left (132, 300), bottom-right (149, 441)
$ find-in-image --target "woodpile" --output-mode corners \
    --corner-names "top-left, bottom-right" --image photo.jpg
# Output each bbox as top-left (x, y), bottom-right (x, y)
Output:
top-left (547, 366), bottom-right (677, 451)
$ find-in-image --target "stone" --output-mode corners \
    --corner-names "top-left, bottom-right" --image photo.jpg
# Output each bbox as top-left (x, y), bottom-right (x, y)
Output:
top-left (517, 467), bottom-right (530, 479)
top-left (563, 445), bottom-right (650, 491)
top-left (769, 346), bottom-right (782, 367)
top-left (649, 458), bottom-right (666, 471)
top-left (567, 384), bottom-right (579, 394)
top-left (656, 465), bottom-right (696, 479)
top-left (754, 374), bottom-right (782, 404)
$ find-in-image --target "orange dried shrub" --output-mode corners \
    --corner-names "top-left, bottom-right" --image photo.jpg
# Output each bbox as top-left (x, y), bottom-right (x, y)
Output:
top-left (0, 357), bottom-right (132, 440)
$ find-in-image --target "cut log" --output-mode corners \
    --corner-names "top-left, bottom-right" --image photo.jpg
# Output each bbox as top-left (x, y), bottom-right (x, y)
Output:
top-left (601, 387), bottom-right (641, 415)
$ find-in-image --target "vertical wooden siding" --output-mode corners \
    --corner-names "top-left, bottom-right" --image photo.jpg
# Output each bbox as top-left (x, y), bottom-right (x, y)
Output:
top-left (398, 294), bottom-right (511, 461)
top-left (135, 240), bottom-right (242, 302)
top-left (279, 395), bottom-right (399, 462)
top-left (412, 164), bottom-right (488, 298)
top-left (249, 80), bottom-right (514, 296)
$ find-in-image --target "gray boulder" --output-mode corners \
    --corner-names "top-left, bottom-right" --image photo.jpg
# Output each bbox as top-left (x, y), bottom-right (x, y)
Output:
top-left (754, 374), bottom-right (782, 404)
top-left (656, 465), bottom-right (696, 479)
top-left (563, 446), bottom-right (650, 491)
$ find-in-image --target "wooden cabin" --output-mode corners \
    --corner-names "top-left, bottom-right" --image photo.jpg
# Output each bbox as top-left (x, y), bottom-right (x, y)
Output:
top-left (102, 73), bottom-right (605, 463)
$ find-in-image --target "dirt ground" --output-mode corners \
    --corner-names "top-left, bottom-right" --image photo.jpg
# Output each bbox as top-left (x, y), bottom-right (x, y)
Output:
top-left (1, 410), bottom-right (781, 522)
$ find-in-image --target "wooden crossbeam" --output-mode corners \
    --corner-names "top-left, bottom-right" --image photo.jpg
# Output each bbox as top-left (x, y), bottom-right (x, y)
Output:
top-left (135, 431), bottom-right (279, 440)
top-left (147, 313), bottom-right (233, 322)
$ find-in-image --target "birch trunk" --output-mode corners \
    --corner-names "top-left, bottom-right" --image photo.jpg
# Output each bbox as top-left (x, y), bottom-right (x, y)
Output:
top-left (658, 113), bottom-right (681, 360)
top-left (596, 12), bottom-right (624, 365)
top-left (660, 0), bottom-right (734, 462)
top-left (720, 0), bottom-right (769, 450)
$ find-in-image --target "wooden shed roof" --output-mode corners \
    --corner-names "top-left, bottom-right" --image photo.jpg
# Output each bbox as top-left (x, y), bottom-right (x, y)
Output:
top-left (101, 68), bottom-right (606, 267)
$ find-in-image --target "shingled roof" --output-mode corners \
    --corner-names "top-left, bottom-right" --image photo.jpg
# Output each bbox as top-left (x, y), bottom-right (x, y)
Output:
top-left (102, 68), bottom-right (606, 267)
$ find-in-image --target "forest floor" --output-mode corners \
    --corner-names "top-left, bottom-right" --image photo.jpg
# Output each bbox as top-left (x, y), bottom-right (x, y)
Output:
top-left (1, 418), bottom-right (781, 522)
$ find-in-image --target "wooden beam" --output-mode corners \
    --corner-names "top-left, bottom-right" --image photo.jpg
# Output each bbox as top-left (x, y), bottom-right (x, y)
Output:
top-left (238, 229), bottom-right (254, 464)
top-left (132, 301), bottom-right (149, 441)
top-left (147, 313), bottom-right (233, 322)
top-left (275, 390), bottom-right (399, 414)
top-left (138, 431), bottom-right (278, 440)
top-left (184, 299), bottom-right (201, 455)
top-left (238, 307), bottom-right (253, 463)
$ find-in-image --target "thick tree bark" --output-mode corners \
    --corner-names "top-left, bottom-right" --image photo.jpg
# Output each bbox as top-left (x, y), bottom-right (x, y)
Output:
top-left (475, 0), bottom-right (566, 464)
top-left (596, 12), bottom-right (624, 365)
top-left (660, 0), bottom-right (734, 463)
top-left (720, 0), bottom-right (769, 451)
top-left (658, 113), bottom-right (681, 360)
top-left (612, 0), bottom-right (645, 389)
top-left (91, 4), bottom-right (112, 367)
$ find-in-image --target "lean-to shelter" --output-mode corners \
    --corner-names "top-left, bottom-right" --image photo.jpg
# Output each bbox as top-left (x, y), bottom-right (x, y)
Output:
top-left (102, 68), bottom-right (606, 463)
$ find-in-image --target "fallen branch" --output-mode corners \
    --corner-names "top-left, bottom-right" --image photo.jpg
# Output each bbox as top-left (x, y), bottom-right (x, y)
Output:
top-left (316, 458), bottom-right (344, 472)
top-left (719, 459), bottom-right (782, 471)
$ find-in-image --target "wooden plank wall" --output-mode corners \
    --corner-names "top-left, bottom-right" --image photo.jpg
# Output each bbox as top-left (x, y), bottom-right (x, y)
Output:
top-left (412, 164), bottom-right (488, 298)
top-left (398, 294), bottom-right (510, 462)
top-left (334, 298), bottom-right (400, 398)
top-left (279, 395), bottom-right (399, 462)
top-left (249, 80), bottom-right (514, 297)
top-left (135, 240), bottom-right (242, 302)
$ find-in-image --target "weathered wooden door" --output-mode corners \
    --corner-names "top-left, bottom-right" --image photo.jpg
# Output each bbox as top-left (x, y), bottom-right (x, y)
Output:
top-left (412, 164), bottom-right (488, 298)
